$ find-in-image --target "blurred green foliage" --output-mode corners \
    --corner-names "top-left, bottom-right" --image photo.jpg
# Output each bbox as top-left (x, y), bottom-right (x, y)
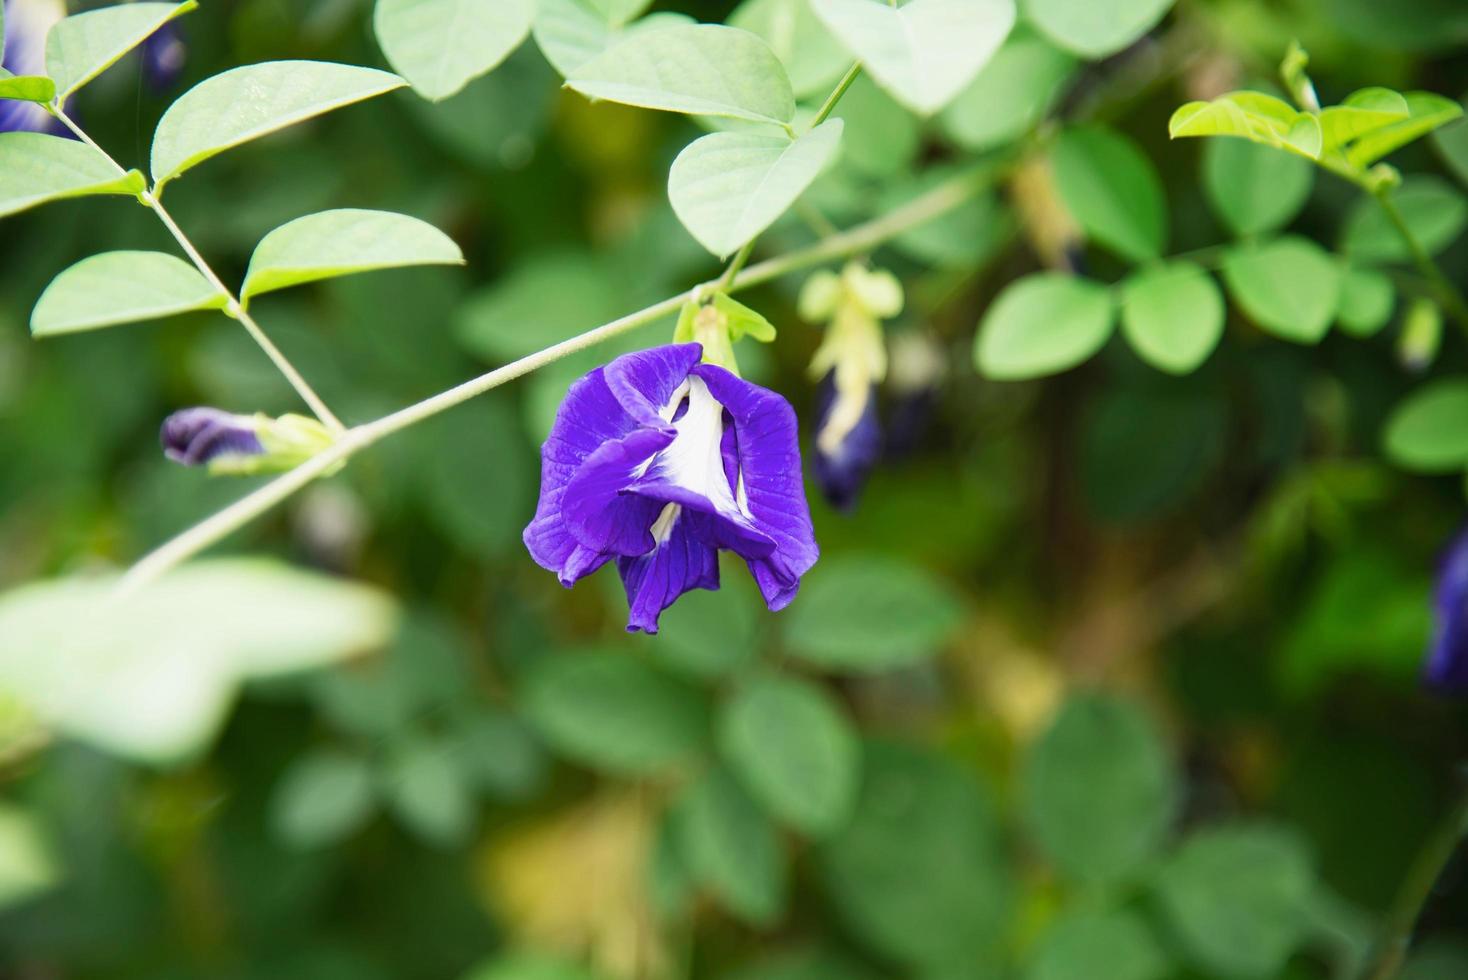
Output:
top-left (3, 0), bottom-right (1468, 978)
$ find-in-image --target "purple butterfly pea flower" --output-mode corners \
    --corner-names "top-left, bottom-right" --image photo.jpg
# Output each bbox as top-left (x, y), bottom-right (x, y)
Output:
top-left (813, 372), bottom-right (881, 511)
top-left (1, 0), bottom-right (64, 135)
top-left (524, 343), bottom-right (819, 634)
top-left (161, 408), bottom-right (266, 468)
top-left (1425, 526), bottom-right (1468, 693)
top-left (140, 22), bottom-right (185, 92)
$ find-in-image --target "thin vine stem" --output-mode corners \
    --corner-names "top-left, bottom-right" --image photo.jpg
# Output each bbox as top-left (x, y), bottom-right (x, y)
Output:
top-left (1362, 772), bottom-right (1468, 980)
top-left (48, 107), bottom-right (346, 432)
top-left (117, 168), bottom-right (996, 591)
top-left (1373, 188), bottom-right (1468, 333)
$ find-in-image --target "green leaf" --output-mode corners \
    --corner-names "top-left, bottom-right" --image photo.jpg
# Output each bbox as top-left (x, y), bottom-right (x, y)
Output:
top-left (1203, 135), bottom-right (1314, 237)
top-left (1343, 177), bottom-right (1468, 263)
top-left (1024, 0), bottom-right (1175, 58)
top-left (649, 569), bottom-right (763, 679)
top-left (241, 209), bottom-right (463, 304)
top-left (382, 738), bottom-right (475, 847)
top-left (940, 34), bottom-right (1076, 151)
top-left (1169, 91), bottom-right (1322, 160)
top-left (521, 650), bottom-right (707, 776)
top-left (1319, 87), bottom-right (1410, 150)
top-left (150, 61), bottom-right (406, 191)
top-left (0, 806), bottom-right (58, 910)
top-left (729, 0), bottom-right (849, 100)
top-left (1221, 236), bottom-right (1341, 344)
top-left (1382, 380), bottom-right (1468, 472)
top-left (1022, 694), bottom-right (1176, 886)
top-left (1432, 101), bottom-right (1468, 188)
top-left (1119, 262), bottom-right (1224, 375)
top-left (0, 71), bottom-right (55, 103)
top-left (1153, 824), bottom-right (1316, 979)
top-left (975, 272), bottom-right (1115, 380)
top-left (1346, 91), bottom-right (1463, 168)
top-left (820, 741), bottom-right (1010, 968)
top-left (1337, 265), bottom-right (1396, 337)
top-left (668, 120), bottom-right (842, 257)
top-left (0, 560), bottom-right (397, 764)
top-left (783, 555), bottom-right (964, 672)
top-left (30, 250), bottom-right (228, 337)
top-left (674, 767), bottom-right (787, 926)
top-left (1029, 911), bottom-right (1170, 980)
top-left (533, 0), bottom-right (691, 77)
top-left (373, 0), bottom-right (533, 101)
top-left (269, 750), bottom-right (376, 850)
top-left (0, 131), bottom-right (145, 219)
top-left (45, 1), bottom-right (196, 100)
top-left (1053, 124), bottom-right (1167, 262)
top-left (718, 674), bottom-right (860, 837)
top-left (567, 24), bottom-right (795, 126)
top-left (810, 0), bottom-right (1015, 116)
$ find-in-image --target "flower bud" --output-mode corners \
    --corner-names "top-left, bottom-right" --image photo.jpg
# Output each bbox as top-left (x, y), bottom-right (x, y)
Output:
top-left (161, 408), bottom-right (334, 475)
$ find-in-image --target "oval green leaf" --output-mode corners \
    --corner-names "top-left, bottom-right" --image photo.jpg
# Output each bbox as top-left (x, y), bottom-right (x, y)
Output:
top-left (1221, 236), bottom-right (1341, 344)
top-left (269, 749), bottom-right (376, 850)
top-left (941, 34), bottom-right (1076, 151)
top-left (31, 250), bottom-right (228, 337)
top-left (729, 0), bottom-right (849, 100)
top-left (1382, 380), bottom-right (1468, 472)
top-left (150, 61), bottom-right (406, 191)
top-left (1319, 86), bottom-right (1410, 151)
top-left (1030, 911), bottom-right (1171, 980)
top-left (1347, 91), bottom-right (1463, 168)
top-left (533, 0), bottom-right (690, 77)
top-left (1337, 265), bottom-right (1396, 337)
top-left (0, 560), bottom-right (396, 764)
top-left (1053, 124), bottom-right (1167, 262)
top-left (1203, 135), bottom-right (1313, 237)
top-left (373, 0), bottom-right (533, 102)
top-left (0, 70), bottom-right (56, 103)
top-left (1120, 262), bottom-right (1224, 375)
top-left (521, 651), bottom-right (708, 776)
top-left (567, 24), bottom-right (795, 126)
top-left (1154, 825), bottom-right (1316, 980)
top-left (1024, 0), bottom-right (1175, 58)
top-left (975, 272), bottom-right (1115, 380)
top-left (1343, 177), bottom-right (1468, 263)
top-left (673, 767), bottom-right (787, 926)
top-left (782, 556), bottom-right (965, 672)
top-left (241, 209), bottom-right (463, 304)
top-left (1022, 694), bottom-right (1176, 886)
top-left (45, 1), bottom-right (196, 100)
top-left (669, 119), bottom-right (842, 257)
top-left (718, 674), bottom-right (860, 837)
top-left (0, 131), bottom-right (145, 219)
top-left (811, 0), bottom-right (1015, 116)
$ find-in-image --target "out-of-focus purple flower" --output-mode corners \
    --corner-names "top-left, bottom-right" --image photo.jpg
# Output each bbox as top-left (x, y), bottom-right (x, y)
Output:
top-left (524, 343), bottom-right (819, 634)
top-left (801, 263), bottom-right (903, 510)
top-left (1426, 526), bottom-right (1468, 693)
top-left (884, 331), bottom-right (946, 458)
top-left (161, 407), bottom-right (335, 475)
top-left (1, 0), bottom-right (64, 135)
top-left (140, 22), bottom-right (185, 92)
top-left (813, 372), bottom-right (880, 510)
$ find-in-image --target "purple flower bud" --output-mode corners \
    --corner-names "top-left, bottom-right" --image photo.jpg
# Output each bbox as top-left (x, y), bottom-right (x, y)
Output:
top-left (813, 372), bottom-right (881, 511)
top-left (1426, 526), bottom-right (1468, 694)
top-left (141, 23), bottom-right (185, 92)
top-left (160, 408), bottom-right (265, 468)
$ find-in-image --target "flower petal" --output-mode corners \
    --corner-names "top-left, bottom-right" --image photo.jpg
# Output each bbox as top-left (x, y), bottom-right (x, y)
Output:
top-left (1427, 526), bottom-right (1468, 693)
top-left (563, 427), bottom-right (673, 556)
top-left (693, 364), bottom-right (819, 610)
top-left (618, 507), bottom-right (722, 634)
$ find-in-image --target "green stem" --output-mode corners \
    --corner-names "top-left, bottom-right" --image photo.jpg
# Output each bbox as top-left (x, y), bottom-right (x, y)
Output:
top-left (1362, 774), bottom-right (1468, 980)
top-left (811, 62), bottom-right (863, 128)
top-left (117, 170), bottom-right (995, 591)
top-left (49, 107), bottom-right (346, 433)
top-left (1374, 188), bottom-right (1468, 333)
